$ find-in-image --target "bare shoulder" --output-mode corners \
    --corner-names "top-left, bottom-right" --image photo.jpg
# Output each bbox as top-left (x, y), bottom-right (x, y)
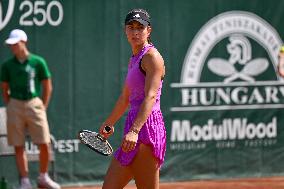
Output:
top-left (142, 47), bottom-right (164, 67)
top-left (141, 47), bottom-right (165, 78)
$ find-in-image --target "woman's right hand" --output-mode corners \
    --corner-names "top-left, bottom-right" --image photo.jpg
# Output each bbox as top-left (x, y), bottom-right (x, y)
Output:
top-left (99, 124), bottom-right (114, 139)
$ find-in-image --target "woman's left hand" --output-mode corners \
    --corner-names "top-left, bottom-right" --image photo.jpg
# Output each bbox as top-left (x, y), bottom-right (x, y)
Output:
top-left (99, 124), bottom-right (114, 139)
top-left (122, 131), bottom-right (138, 153)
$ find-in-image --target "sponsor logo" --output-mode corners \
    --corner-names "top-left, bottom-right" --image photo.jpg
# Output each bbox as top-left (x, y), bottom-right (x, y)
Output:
top-left (177, 11), bottom-right (282, 85)
top-left (170, 11), bottom-right (283, 150)
top-left (134, 14), bottom-right (140, 18)
top-left (0, 0), bottom-right (63, 31)
top-left (208, 34), bottom-right (268, 83)
top-left (171, 117), bottom-right (276, 142)
top-left (0, 107), bottom-right (80, 155)
top-left (0, 0), bottom-right (15, 31)
top-left (25, 135), bottom-right (80, 155)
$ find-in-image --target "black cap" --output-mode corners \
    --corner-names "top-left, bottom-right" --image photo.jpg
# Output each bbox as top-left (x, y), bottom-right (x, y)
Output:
top-left (125, 9), bottom-right (150, 26)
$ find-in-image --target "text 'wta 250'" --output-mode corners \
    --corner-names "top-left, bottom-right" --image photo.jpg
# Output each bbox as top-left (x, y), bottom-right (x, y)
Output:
top-left (0, 0), bottom-right (63, 30)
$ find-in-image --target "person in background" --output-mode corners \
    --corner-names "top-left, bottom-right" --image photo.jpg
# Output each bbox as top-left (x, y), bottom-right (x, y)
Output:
top-left (0, 29), bottom-right (60, 189)
top-left (100, 9), bottom-right (166, 189)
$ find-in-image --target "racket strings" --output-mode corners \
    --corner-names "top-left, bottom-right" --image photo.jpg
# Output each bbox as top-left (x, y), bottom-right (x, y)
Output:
top-left (80, 132), bottom-right (112, 155)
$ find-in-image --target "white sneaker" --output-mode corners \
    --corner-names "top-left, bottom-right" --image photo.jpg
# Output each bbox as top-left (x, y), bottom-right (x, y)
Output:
top-left (18, 179), bottom-right (33, 189)
top-left (37, 175), bottom-right (61, 189)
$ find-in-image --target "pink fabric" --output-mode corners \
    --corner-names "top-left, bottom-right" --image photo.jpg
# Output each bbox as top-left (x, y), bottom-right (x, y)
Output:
top-left (114, 44), bottom-right (166, 168)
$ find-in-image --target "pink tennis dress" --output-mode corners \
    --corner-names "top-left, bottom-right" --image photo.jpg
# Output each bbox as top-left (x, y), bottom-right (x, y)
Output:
top-left (114, 44), bottom-right (166, 168)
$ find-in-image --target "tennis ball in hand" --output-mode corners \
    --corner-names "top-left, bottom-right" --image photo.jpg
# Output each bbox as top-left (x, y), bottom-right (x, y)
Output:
top-left (280, 46), bottom-right (284, 53)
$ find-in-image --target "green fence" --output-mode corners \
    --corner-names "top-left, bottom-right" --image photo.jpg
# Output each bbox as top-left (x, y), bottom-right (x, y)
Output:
top-left (1, 0), bottom-right (284, 187)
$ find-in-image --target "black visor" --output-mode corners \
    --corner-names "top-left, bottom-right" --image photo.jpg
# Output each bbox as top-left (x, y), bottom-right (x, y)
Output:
top-left (125, 11), bottom-right (150, 26)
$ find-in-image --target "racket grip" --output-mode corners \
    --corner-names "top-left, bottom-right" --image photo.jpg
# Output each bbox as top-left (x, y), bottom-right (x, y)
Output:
top-left (103, 125), bottom-right (113, 134)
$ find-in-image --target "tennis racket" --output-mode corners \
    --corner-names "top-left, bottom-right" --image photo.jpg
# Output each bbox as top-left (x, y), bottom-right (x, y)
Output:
top-left (78, 125), bottom-right (113, 156)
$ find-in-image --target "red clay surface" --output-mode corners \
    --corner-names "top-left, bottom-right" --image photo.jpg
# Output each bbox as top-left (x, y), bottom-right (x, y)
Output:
top-left (63, 176), bottom-right (284, 189)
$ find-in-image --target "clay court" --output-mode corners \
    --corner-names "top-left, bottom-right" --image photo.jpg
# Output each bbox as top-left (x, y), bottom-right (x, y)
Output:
top-left (63, 176), bottom-right (284, 189)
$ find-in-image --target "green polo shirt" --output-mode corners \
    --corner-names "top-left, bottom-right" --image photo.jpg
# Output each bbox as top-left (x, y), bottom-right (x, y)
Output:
top-left (0, 53), bottom-right (51, 100)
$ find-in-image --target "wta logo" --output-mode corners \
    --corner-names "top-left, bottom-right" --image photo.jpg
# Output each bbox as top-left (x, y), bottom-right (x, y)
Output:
top-left (0, 0), bottom-right (15, 31)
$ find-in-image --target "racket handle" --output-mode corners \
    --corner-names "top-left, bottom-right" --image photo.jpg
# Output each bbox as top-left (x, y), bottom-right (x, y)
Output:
top-left (103, 125), bottom-right (113, 134)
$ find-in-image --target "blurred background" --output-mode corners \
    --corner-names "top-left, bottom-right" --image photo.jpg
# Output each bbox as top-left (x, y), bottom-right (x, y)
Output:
top-left (1, 0), bottom-right (284, 188)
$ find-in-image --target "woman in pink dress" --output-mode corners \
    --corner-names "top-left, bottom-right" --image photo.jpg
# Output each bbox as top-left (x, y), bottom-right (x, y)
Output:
top-left (100, 8), bottom-right (166, 189)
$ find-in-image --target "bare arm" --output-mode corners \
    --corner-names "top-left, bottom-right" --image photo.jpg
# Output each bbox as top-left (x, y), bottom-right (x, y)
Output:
top-left (130, 48), bottom-right (165, 132)
top-left (41, 78), bottom-right (53, 108)
top-left (1, 82), bottom-right (10, 105)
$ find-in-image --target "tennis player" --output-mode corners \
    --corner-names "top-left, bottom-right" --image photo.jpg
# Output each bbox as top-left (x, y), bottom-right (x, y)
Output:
top-left (99, 8), bottom-right (166, 189)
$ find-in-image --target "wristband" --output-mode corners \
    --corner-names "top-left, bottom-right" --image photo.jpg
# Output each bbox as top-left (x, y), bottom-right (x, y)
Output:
top-left (130, 128), bottom-right (139, 135)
